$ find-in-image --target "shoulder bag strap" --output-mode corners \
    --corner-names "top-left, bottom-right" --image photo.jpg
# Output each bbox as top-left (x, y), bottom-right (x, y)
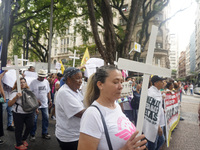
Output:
top-left (91, 105), bottom-right (113, 150)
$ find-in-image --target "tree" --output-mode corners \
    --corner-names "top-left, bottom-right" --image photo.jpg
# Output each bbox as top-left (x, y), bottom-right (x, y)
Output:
top-left (0, 0), bottom-right (82, 62)
top-left (85, 0), bottom-right (173, 64)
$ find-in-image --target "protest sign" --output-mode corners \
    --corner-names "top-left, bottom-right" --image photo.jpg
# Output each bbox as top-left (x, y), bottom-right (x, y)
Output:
top-left (2, 69), bottom-right (16, 88)
top-left (24, 71), bottom-right (38, 86)
top-left (117, 81), bottom-right (133, 103)
top-left (55, 62), bottom-right (61, 70)
top-left (24, 71), bottom-right (37, 78)
top-left (164, 92), bottom-right (180, 147)
top-left (142, 96), bottom-right (161, 142)
top-left (84, 58), bottom-right (104, 78)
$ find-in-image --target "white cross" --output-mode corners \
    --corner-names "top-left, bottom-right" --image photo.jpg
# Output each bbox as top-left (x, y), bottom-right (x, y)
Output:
top-left (18, 54), bottom-right (28, 66)
top-left (69, 50), bottom-right (79, 67)
top-left (118, 25), bottom-right (171, 135)
top-left (2, 55), bottom-right (29, 93)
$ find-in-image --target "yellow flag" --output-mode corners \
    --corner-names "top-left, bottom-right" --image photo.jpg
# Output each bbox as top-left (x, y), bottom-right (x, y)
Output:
top-left (81, 48), bottom-right (90, 66)
top-left (60, 60), bottom-right (65, 74)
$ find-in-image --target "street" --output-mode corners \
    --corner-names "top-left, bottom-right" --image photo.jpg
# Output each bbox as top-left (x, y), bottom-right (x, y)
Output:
top-left (0, 94), bottom-right (200, 150)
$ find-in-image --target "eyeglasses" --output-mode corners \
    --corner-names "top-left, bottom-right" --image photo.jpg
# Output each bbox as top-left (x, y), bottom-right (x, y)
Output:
top-left (20, 82), bottom-right (26, 84)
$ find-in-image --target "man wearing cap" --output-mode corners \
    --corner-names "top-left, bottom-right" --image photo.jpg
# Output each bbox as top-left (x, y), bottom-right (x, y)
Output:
top-left (143, 75), bottom-right (165, 150)
top-left (29, 69), bottom-right (52, 141)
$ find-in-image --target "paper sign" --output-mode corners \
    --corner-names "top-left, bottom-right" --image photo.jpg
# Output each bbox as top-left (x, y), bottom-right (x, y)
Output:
top-left (55, 62), bottom-right (61, 70)
top-left (24, 71), bottom-right (38, 78)
top-left (2, 69), bottom-right (16, 88)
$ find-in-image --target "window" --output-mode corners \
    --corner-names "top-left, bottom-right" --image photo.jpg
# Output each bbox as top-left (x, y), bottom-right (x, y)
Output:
top-left (55, 49), bottom-right (57, 55)
top-left (64, 38), bottom-right (66, 45)
top-left (66, 27), bottom-right (70, 34)
top-left (119, 18), bottom-right (127, 26)
top-left (67, 37), bottom-right (69, 45)
top-left (157, 29), bottom-right (162, 36)
top-left (155, 58), bottom-right (160, 65)
top-left (136, 30), bottom-right (141, 43)
top-left (137, 15), bottom-right (143, 23)
top-left (74, 37), bottom-right (76, 45)
top-left (156, 42), bottom-right (162, 48)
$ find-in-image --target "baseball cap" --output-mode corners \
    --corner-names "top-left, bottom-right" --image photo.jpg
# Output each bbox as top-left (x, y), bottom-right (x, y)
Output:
top-left (151, 75), bottom-right (166, 84)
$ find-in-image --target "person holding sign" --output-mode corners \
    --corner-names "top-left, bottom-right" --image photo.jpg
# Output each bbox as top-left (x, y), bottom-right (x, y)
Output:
top-left (143, 75), bottom-right (165, 150)
top-left (8, 78), bottom-right (34, 150)
top-left (78, 66), bottom-right (146, 150)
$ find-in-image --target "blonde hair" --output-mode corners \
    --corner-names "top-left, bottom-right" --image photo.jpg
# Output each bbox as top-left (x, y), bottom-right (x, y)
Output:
top-left (83, 74), bottom-right (95, 108)
top-left (84, 65), bottom-right (117, 108)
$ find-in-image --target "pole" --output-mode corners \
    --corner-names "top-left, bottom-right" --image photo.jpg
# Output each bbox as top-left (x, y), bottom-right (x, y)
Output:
top-left (73, 50), bottom-right (76, 67)
top-left (48, 0), bottom-right (54, 73)
top-left (1, 0), bottom-right (11, 69)
top-left (26, 26), bottom-right (29, 60)
top-left (23, 39), bottom-right (26, 59)
top-left (137, 57), bottom-right (139, 82)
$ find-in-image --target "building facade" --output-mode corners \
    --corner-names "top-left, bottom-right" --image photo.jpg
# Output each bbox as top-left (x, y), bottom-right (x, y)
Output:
top-left (178, 51), bottom-right (186, 78)
top-left (190, 31), bottom-right (196, 73)
top-left (115, 0), bottom-right (170, 69)
top-left (195, 3), bottom-right (200, 73)
top-left (185, 45), bottom-right (190, 76)
top-left (169, 34), bottom-right (179, 70)
top-left (49, 0), bottom-right (170, 69)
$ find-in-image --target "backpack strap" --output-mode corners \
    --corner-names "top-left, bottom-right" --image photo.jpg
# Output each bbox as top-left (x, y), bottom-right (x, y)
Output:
top-left (15, 103), bottom-right (19, 112)
top-left (12, 90), bottom-right (20, 113)
top-left (91, 105), bottom-right (113, 150)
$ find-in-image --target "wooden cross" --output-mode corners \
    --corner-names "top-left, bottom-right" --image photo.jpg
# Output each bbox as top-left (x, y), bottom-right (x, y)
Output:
top-left (118, 25), bottom-right (171, 135)
top-left (18, 54), bottom-right (28, 66)
top-left (2, 55), bottom-right (29, 93)
top-left (69, 50), bottom-right (79, 67)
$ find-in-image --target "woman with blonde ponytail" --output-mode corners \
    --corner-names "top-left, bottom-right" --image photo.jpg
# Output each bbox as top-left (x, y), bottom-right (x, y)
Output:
top-left (78, 65), bottom-right (147, 150)
top-left (83, 74), bottom-right (96, 108)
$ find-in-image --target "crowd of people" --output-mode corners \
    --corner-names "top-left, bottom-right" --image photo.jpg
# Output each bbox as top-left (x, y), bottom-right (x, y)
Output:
top-left (0, 64), bottom-right (198, 150)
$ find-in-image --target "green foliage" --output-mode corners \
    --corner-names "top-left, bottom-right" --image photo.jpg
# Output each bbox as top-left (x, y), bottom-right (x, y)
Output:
top-left (2, 0), bottom-right (170, 64)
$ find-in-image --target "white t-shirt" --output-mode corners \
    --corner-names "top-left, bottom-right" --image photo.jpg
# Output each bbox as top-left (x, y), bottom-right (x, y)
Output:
top-left (29, 79), bottom-right (50, 108)
top-left (9, 91), bottom-right (30, 114)
top-left (55, 84), bottom-right (84, 142)
top-left (80, 101), bottom-right (136, 150)
top-left (143, 86), bottom-right (162, 142)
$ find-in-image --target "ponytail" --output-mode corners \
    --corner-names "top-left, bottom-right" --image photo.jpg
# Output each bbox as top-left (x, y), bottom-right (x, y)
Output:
top-left (84, 74), bottom-right (100, 108)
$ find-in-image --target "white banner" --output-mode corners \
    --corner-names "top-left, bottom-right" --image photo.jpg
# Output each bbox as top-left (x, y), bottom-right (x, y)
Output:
top-left (2, 69), bottom-right (16, 88)
top-left (24, 71), bottom-right (38, 78)
top-left (164, 92), bottom-right (180, 147)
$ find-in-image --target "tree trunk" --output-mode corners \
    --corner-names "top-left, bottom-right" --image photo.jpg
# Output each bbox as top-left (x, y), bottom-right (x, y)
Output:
top-left (100, 0), bottom-right (116, 64)
top-left (122, 0), bottom-right (144, 58)
top-left (86, 0), bottom-right (108, 63)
